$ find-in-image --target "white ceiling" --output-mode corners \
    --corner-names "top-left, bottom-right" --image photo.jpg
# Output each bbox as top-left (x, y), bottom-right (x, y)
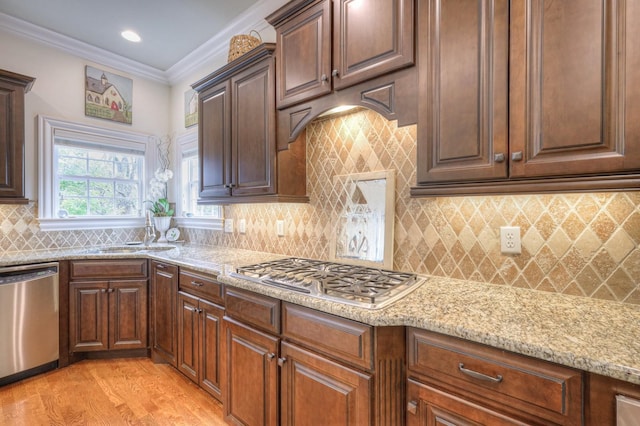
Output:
top-left (0, 0), bottom-right (262, 72)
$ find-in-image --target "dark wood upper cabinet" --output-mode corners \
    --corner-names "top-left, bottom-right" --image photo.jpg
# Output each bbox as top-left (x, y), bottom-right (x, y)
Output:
top-left (415, 0), bottom-right (509, 183)
top-left (412, 0), bottom-right (640, 196)
top-left (0, 69), bottom-right (35, 204)
top-left (192, 44), bottom-right (307, 204)
top-left (198, 80), bottom-right (231, 199)
top-left (267, 0), bottom-right (415, 109)
top-left (509, 0), bottom-right (640, 178)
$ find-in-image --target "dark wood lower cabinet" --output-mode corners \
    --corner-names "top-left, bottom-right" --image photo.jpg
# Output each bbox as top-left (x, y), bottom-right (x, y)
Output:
top-left (280, 341), bottom-right (372, 426)
top-left (223, 316), bottom-right (279, 426)
top-left (177, 291), bottom-right (224, 401)
top-left (586, 373), bottom-right (640, 425)
top-left (69, 279), bottom-right (147, 352)
top-left (150, 261), bottom-right (178, 366)
top-left (407, 379), bottom-right (525, 426)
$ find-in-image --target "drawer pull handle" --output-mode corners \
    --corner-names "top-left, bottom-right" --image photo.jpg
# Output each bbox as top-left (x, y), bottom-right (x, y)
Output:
top-left (458, 363), bottom-right (503, 383)
top-left (191, 281), bottom-right (204, 287)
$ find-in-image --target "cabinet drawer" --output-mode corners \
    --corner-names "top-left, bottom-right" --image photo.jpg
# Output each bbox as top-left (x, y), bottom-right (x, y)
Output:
top-left (70, 259), bottom-right (147, 279)
top-left (224, 287), bottom-right (280, 334)
top-left (282, 302), bottom-right (372, 370)
top-left (407, 328), bottom-right (583, 423)
top-left (179, 269), bottom-right (223, 305)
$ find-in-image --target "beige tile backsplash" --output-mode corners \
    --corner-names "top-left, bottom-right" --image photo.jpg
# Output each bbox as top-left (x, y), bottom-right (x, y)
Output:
top-left (2, 109), bottom-right (639, 304)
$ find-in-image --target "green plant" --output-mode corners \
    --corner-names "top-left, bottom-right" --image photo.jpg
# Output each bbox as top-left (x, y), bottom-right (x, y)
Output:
top-left (146, 197), bottom-right (174, 217)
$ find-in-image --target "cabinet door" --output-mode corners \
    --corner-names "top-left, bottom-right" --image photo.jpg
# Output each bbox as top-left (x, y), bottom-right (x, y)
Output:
top-left (416, 0), bottom-right (509, 183)
top-left (109, 280), bottom-right (148, 350)
top-left (280, 341), bottom-right (372, 426)
top-left (274, 0), bottom-right (332, 108)
top-left (199, 80), bottom-right (232, 199)
top-left (510, 0), bottom-right (640, 177)
top-left (333, 0), bottom-right (414, 90)
top-left (224, 317), bottom-right (279, 426)
top-left (200, 298), bottom-right (224, 401)
top-left (0, 70), bottom-right (33, 202)
top-left (69, 281), bottom-right (109, 352)
top-left (231, 56), bottom-right (277, 197)
top-left (406, 379), bottom-right (526, 426)
top-left (177, 292), bottom-right (199, 383)
top-left (150, 261), bottom-right (178, 367)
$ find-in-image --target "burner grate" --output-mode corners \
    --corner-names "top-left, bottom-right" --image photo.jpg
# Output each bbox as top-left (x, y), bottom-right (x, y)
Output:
top-left (234, 257), bottom-right (422, 308)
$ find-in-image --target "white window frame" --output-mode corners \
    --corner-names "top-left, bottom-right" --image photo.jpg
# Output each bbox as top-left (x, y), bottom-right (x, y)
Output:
top-left (38, 115), bottom-right (155, 231)
top-left (174, 130), bottom-right (223, 230)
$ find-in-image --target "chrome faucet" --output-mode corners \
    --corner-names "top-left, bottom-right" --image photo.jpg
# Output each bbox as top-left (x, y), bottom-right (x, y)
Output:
top-left (143, 211), bottom-right (155, 246)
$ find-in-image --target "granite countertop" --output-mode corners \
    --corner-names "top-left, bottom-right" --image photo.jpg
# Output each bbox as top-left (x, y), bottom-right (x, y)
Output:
top-left (2, 243), bottom-right (639, 385)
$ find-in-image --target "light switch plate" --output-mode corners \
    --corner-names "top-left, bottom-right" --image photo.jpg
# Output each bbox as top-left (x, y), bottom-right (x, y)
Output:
top-left (224, 218), bottom-right (234, 233)
top-left (276, 220), bottom-right (285, 237)
top-left (238, 219), bottom-right (246, 234)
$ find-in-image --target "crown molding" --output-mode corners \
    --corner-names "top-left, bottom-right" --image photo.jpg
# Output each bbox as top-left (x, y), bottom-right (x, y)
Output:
top-left (165, 0), bottom-right (287, 85)
top-left (0, 0), bottom-right (288, 86)
top-left (0, 12), bottom-right (168, 84)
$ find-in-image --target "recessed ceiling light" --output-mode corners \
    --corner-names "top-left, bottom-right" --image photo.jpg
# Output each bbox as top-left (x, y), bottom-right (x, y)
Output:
top-left (121, 30), bottom-right (141, 43)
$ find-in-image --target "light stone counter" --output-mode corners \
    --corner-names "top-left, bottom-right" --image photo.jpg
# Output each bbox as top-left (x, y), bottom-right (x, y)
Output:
top-left (2, 244), bottom-right (639, 386)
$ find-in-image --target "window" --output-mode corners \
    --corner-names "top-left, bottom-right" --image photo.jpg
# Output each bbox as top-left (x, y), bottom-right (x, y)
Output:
top-left (175, 131), bottom-right (222, 230)
top-left (55, 141), bottom-right (143, 217)
top-left (38, 116), bottom-right (154, 230)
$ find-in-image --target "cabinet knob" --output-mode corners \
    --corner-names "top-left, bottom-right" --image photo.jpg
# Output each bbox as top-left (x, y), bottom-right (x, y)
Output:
top-left (331, 69), bottom-right (339, 78)
top-left (267, 353), bottom-right (276, 360)
top-left (511, 151), bottom-right (523, 161)
top-left (494, 153), bottom-right (505, 163)
top-left (101, 289), bottom-right (107, 293)
top-left (277, 357), bottom-right (287, 367)
top-left (320, 74), bottom-right (328, 82)
top-left (407, 401), bottom-right (418, 415)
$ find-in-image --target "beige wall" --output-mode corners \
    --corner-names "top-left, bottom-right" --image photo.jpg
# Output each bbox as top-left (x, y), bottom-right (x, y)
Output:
top-left (0, 29), bottom-right (171, 200)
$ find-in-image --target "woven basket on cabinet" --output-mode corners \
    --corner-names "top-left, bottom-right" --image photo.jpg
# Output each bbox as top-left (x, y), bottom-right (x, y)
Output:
top-left (227, 30), bottom-right (262, 62)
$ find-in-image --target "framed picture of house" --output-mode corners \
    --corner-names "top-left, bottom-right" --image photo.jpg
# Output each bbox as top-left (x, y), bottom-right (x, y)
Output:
top-left (85, 65), bottom-right (133, 124)
top-left (330, 170), bottom-right (395, 269)
top-left (184, 89), bottom-right (198, 128)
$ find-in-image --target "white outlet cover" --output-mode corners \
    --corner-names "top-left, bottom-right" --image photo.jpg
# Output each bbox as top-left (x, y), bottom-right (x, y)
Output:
top-left (500, 226), bottom-right (521, 254)
top-left (224, 218), bottom-right (234, 233)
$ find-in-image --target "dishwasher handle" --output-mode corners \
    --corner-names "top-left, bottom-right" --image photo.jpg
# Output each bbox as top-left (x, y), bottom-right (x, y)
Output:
top-left (0, 263), bottom-right (59, 285)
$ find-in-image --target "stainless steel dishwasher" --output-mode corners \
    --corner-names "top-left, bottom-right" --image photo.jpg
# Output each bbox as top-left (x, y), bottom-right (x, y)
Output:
top-left (0, 262), bottom-right (59, 386)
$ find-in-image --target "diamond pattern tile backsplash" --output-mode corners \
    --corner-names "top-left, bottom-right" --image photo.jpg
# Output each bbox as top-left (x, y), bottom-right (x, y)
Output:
top-left (2, 109), bottom-right (639, 305)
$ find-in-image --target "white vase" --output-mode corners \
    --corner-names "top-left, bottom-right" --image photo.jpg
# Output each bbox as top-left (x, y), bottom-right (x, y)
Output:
top-left (154, 216), bottom-right (172, 243)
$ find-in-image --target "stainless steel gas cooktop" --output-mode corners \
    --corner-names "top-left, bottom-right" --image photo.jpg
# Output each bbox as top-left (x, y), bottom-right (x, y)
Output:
top-left (232, 257), bottom-right (425, 309)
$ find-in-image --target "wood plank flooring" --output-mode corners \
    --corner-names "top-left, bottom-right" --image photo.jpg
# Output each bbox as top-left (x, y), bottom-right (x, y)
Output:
top-left (0, 358), bottom-right (226, 425)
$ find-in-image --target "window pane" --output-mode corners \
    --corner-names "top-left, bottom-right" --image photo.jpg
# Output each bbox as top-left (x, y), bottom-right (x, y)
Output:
top-left (89, 198), bottom-right (115, 216)
top-left (60, 198), bottom-right (88, 216)
top-left (59, 180), bottom-right (87, 197)
top-left (115, 198), bottom-right (138, 215)
top-left (88, 159), bottom-right (114, 178)
top-left (89, 181), bottom-right (114, 197)
top-left (58, 157), bottom-right (87, 176)
top-left (114, 158), bottom-right (140, 179)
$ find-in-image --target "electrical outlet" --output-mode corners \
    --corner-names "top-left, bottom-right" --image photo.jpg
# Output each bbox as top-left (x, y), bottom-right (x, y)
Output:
top-left (276, 220), bottom-right (285, 237)
top-left (224, 218), bottom-right (234, 233)
top-left (500, 226), bottom-right (521, 254)
top-left (238, 219), bottom-right (246, 234)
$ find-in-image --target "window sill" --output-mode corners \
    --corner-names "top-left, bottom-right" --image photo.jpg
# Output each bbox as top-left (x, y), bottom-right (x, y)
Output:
top-left (38, 217), bottom-right (145, 231)
top-left (174, 217), bottom-right (223, 231)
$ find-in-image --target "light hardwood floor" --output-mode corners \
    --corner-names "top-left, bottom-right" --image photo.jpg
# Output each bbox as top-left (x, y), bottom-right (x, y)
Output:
top-left (0, 358), bottom-right (226, 425)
